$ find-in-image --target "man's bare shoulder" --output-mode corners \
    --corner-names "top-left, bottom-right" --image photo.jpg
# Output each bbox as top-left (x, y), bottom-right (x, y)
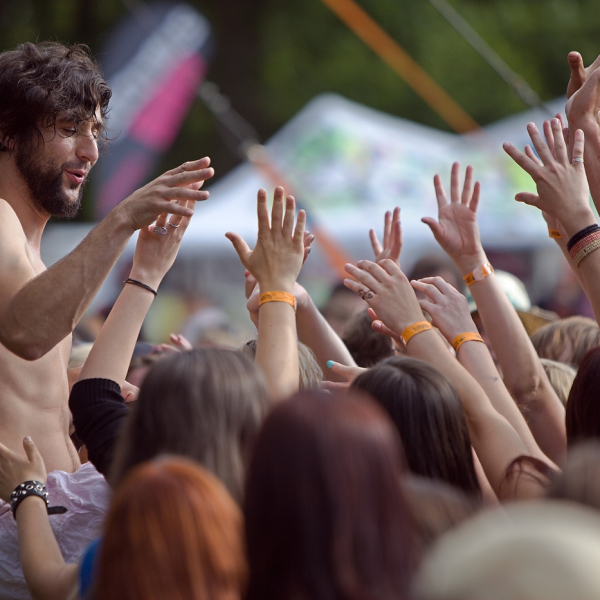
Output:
top-left (0, 198), bottom-right (39, 301)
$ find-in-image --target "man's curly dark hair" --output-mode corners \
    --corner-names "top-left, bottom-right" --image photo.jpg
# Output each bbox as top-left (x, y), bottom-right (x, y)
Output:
top-left (0, 41), bottom-right (111, 151)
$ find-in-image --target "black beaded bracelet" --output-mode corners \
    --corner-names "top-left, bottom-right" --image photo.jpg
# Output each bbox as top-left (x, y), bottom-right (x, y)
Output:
top-left (10, 481), bottom-right (67, 520)
top-left (567, 224), bottom-right (600, 252)
top-left (123, 278), bottom-right (157, 297)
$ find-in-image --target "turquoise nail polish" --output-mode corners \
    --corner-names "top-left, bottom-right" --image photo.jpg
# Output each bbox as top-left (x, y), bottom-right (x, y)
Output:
top-left (327, 360), bottom-right (334, 369)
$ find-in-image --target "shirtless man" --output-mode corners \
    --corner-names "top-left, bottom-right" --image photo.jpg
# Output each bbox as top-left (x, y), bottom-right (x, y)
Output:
top-left (0, 41), bottom-right (212, 475)
top-left (0, 41), bottom-right (213, 597)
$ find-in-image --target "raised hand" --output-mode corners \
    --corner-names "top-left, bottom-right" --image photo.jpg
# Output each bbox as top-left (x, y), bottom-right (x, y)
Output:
top-left (422, 163), bottom-right (484, 267)
top-left (128, 198), bottom-right (194, 290)
top-left (226, 187), bottom-right (306, 293)
top-left (115, 158), bottom-right (214, 233)
top-left (344, 259), bottom-right (423, 335)
top-left (566, 52), bottom-right (600, 99)
top-left (503, 120), bottom-right (593, 237)
top-left (565, 52), bottom-right (600, 129)
top-left (0, 438), bottom-right (47, 503)
top-left (411, 277), bottom-right (478, 343)
top-left (370, 207), bottom-right (402, 265)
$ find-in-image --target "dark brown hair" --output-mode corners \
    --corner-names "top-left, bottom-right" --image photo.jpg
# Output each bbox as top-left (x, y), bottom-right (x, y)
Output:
top-left (110, 349), bottom-right (269, 503)
top-left (342, 309), bottom-right (394, 367)
top-left (351, 356), bottom-right (480, 497)
top-left (244, 391), bottom-right (417, 600)
top-left (566, 347), bottom-right (600, 447)
top-left (97, 457), bottom-right (247, 600)
top-left (0, 41), bottom-right (111, 151)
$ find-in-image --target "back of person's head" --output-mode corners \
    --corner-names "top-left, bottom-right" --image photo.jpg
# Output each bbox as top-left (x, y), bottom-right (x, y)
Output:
top-left (539, 358), bottom-right (576, 407)
top-left (531, 316), bottom-right (600, 367)
top-left (408, 254), bottom-right (465, 293)
top-left (547, 441), bottom-right (600, 511)
top-left (402, 475), bottom-right (481, 552)
top-left (566, 347), bottom-right (600, 447)
top-left (351, 356), bottom-right (480, 497)
top-left (244, 391), bottom-right (416, 600)
top-left (238, 338), bottom-right (322, 390)
top-left (0, 41), bottom-right (110, 152)
top-left (342, 309), bottom-right (394, 367)
top-left (96, 457), bottom-right (246, 600)
top-left (413, 501), bottom-right (600, 600)
top-left (110, 348), bottom-right (269, 502)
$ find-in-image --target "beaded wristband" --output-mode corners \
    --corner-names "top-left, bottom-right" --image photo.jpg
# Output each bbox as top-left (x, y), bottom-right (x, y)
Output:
top-left (123, 278), bottom-right (157, 297)
top-left (574, 239), bottom-right (600, 267)
top-left (258, 291), bottom-right (297, 311)
top-left (567, 224), bottom-right (600, 252)
top-left (401, 321), bottom-right (433, 346)
top-left (569, 231), bottom-right (600, 256)
top-left (548, 228), bottom-right (562, 240)
top-left (463, 262), bottom-right (494, 287)
top-left (452, 332), bottom-right (485, 353)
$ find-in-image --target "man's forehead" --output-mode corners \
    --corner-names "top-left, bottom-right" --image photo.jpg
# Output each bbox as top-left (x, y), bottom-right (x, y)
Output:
top-left (56, 107), bottom-right (104, 128)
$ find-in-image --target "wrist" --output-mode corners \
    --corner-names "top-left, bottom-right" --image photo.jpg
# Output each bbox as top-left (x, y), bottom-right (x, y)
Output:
top-left (257, 279), bottom-right (296, 294)
top-left (455, 251), bottom-right (488, 275)
top-left (128, 268), bottom-right (163, 291)
top-left (559, 209), bottom-right (597, 239)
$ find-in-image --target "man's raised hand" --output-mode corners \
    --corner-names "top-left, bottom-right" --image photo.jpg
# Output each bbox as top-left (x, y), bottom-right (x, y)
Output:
top-left (115, 157), bottom-right (214, 233)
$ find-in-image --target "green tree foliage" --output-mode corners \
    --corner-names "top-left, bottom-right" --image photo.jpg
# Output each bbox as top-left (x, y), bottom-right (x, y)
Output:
top-left (1, 0), bottom-right (599, 220)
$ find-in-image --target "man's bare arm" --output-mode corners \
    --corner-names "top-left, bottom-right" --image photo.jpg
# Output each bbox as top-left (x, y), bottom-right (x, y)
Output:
top-left (0, 159), bottom-right (213, 360)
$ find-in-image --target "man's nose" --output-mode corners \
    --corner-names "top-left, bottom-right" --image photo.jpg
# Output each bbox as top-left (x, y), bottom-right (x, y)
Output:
top-left (76, 133), bottom-right (99, 166)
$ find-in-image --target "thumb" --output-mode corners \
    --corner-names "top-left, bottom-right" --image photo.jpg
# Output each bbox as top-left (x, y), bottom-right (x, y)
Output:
top-left (421, 217), bottom-right (443, 240)
top-left (225, 232), bottom-right (251, 262)
top-left (514, 192), bottom-right (540, 207)
top-left (371, 320), bottom-right (403, 346)
top-left (23, 437), bottom-right (42, 465)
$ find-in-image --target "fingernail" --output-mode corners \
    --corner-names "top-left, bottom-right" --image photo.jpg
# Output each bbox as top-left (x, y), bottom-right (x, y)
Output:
top-left (24, 436), bottom-right (32, 442)
top-left (503, 141), bottom-right (511, 148)
top-left (345, 263), bottom-right (353, 269)
top-left (327, 360), bottom-right (334, 369)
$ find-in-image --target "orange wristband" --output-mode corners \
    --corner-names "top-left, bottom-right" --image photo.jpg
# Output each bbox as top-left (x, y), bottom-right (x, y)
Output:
top-left (258, 291), bottom-right (297, 311)
top-left (548, 228), bottom-right (562, 240)
top-left (452, 332), bottom-right (485, 353)
top-left (401, 321), bottom-right (433, 346)
top-left (463, 262), bottom-right (494, 287)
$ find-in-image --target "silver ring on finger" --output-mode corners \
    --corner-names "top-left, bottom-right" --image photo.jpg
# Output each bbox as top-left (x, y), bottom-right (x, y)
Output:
top-left (168, 223), bottom-right (180, 229)
top-left (152, 226), bottom-right (168, 236)
top-left (572, 157), bottom-right (584, 163)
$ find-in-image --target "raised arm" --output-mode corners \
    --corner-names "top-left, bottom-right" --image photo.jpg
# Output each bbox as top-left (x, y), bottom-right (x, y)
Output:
top-left (227, 187), bottom-right (306, 400)
top-left (245, 273), bottom-right (357, 382)
top-left (0, 438), bottom-right (77, 600)
top-left (0, 158), bottom-right (213, 360)
top-left (565, 52), bottom-right (600, 211)
top-left (71, 200), bottom-right (196, 475)
top-left (344, 259), bottom-right (549, 500)
top-left (422, 162), bottom-right (565, 463)
top-left (504, 122), bottom-right (600, 323)
top-left (412, 275), bottom-right (555, 467)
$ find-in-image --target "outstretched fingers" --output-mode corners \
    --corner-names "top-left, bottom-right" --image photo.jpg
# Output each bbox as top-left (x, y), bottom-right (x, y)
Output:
top-left (461, 165), bottom-right (474, 204)
top-left (293, 209), bottom-right (307, 244)
top-left (572, 129), bottom-right (585, 166)
top-left (433, 174), bottom-right (449, 210)
top-left (225, 232), bottom-right (252, 265)
top-left (551, 118), bottom-right (569, 164)
top-left (503, 141), bottom-right (540, 178)
top-left (450, 162), bottom-right (461, 203)
top-left (526, 122), bottom-right (554, 165)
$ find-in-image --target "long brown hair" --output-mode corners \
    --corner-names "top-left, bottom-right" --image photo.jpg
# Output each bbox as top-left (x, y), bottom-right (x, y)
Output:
top-left (351, 356), bottom-right (480, 497)
top-left (96, 457), bottom-right (247, 600)
top-left (110, 348), bottom-right (269, 503)
top-left (244, 391), bottom-right (417, 600)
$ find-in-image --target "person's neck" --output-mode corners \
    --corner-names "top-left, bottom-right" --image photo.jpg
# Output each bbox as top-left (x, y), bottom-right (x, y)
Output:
top-left (0, 158), bottom-right (50, 253)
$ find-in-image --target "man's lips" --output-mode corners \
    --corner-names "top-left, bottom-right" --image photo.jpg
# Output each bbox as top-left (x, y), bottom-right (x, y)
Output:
top-left (65, 169), bottom-right (88, 185)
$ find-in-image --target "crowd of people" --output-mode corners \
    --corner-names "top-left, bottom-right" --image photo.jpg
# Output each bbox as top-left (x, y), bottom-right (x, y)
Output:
top-left (2, 39), bottom-right (600, 600)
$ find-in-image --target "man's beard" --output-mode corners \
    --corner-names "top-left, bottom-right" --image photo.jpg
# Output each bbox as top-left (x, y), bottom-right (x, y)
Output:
top-left (15, 144), bottom-right (86, 219)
